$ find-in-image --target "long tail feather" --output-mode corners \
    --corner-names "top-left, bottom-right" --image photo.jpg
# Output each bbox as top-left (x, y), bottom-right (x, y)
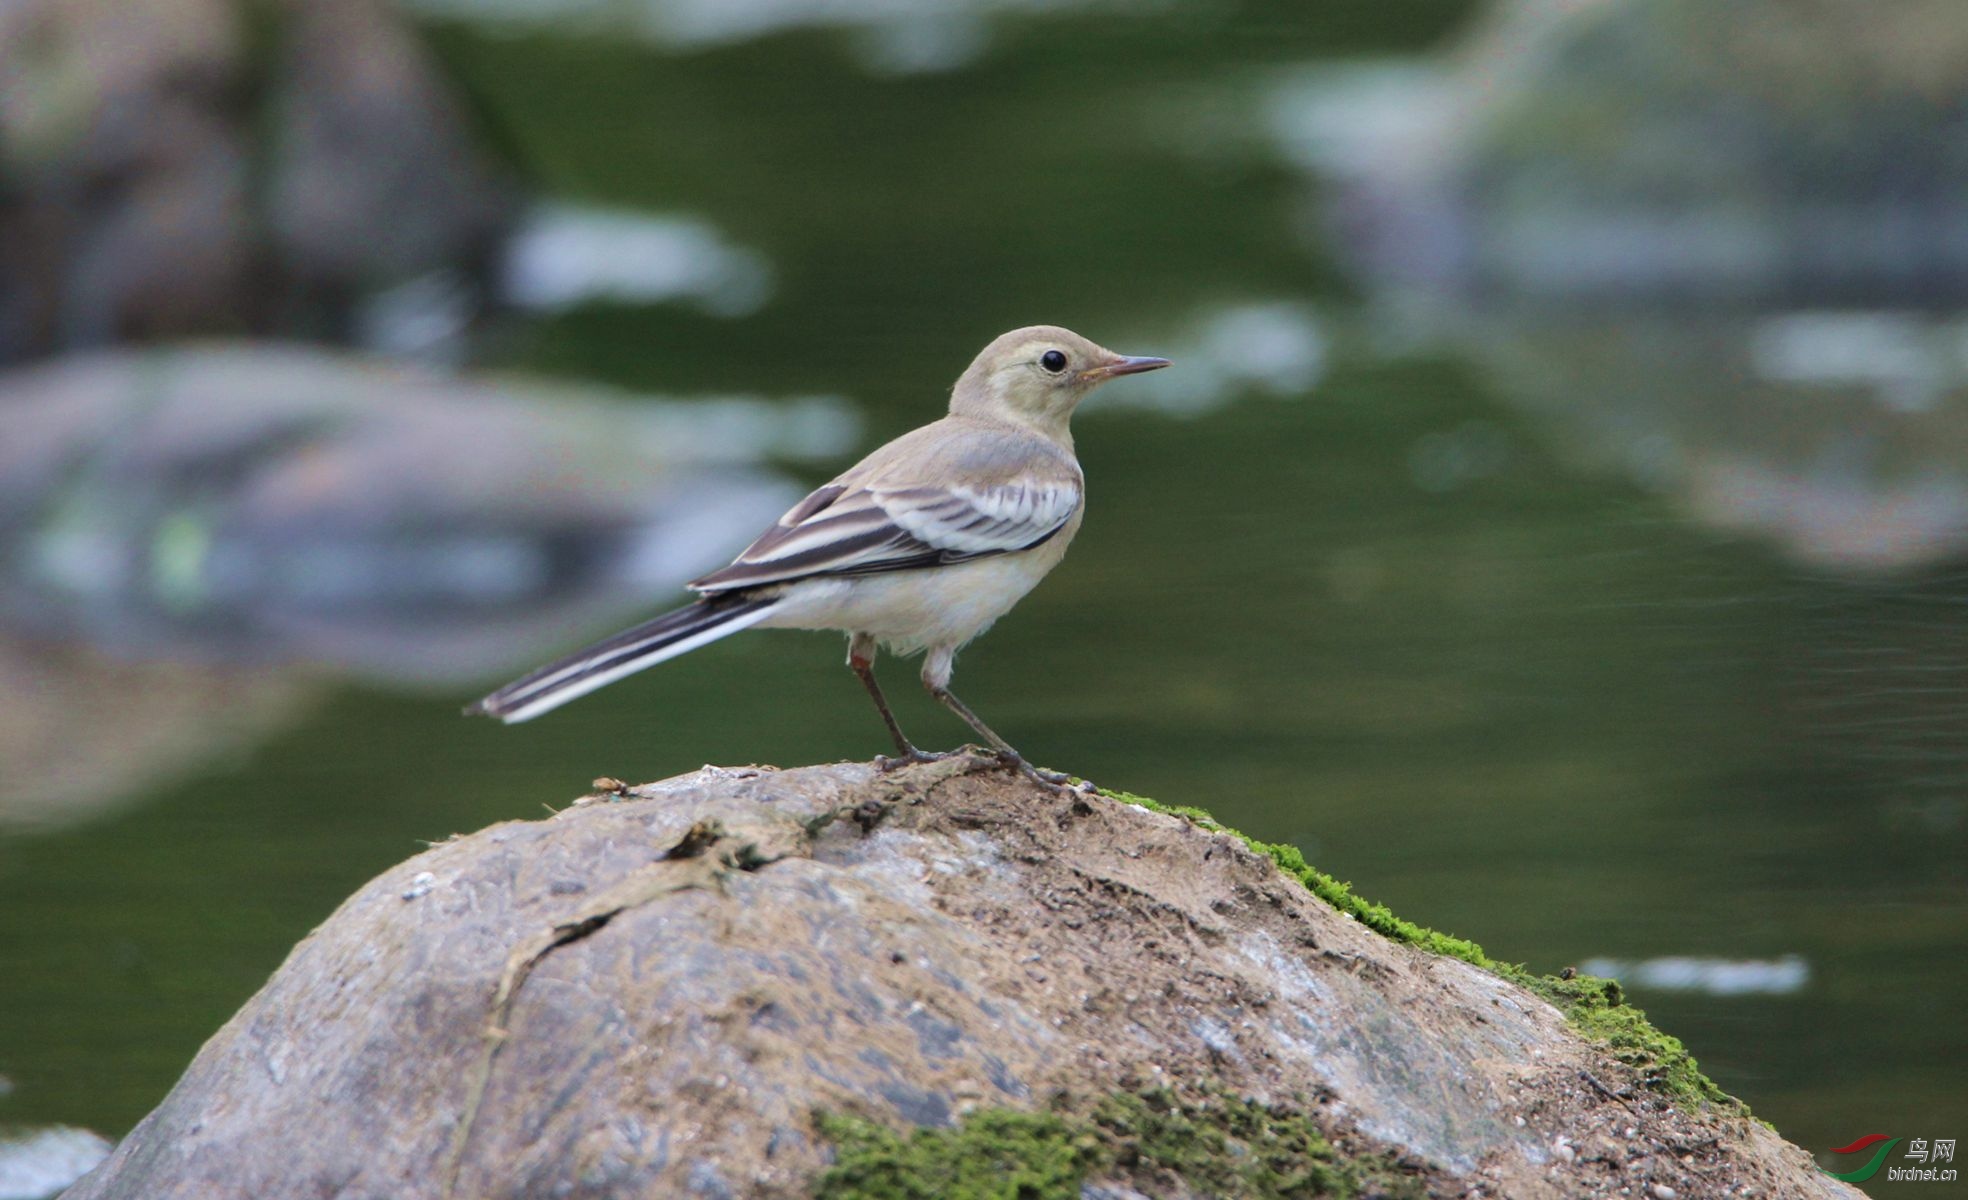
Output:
top-left (466, 594), bottom-right (777, 723)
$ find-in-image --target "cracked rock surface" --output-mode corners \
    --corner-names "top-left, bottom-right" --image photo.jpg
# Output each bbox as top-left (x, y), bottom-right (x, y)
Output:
top-left (67, 758), bottom-right (1853, 1199)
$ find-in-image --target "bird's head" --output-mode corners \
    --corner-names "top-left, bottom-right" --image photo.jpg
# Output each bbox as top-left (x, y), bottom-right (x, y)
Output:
top-left (949, 325), bottom-right (1169, 441)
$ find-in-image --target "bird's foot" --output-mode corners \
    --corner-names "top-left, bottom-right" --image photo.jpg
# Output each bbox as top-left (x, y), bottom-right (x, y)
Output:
top-left (875, 746), bottom-right (954, 773)
top-left (991, 749), bottom-right (1079, 790)
top-left (878, 746), bottom-right (1087, 793)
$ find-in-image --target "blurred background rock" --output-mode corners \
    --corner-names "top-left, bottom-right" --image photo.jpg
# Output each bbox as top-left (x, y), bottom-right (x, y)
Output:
top-left (0, 0), bottom-right (851, 838)
top-left (0, 0), bottom-right (513, 359)
top-left (0, 346), bottom-right (854, 831)
top-left (0, 0), bottom-right (1963, 1196)
top-left (1276, 0), bottom-right (1968, 569)
top-left (0, 347), bottom-right (846, 681)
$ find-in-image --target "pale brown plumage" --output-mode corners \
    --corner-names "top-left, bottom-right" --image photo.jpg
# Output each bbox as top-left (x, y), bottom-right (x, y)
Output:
top-left (469, 325), bottom-right (1169, 780)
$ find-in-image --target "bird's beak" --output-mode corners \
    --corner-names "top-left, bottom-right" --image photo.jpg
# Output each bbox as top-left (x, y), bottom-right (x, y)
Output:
top-left (1081, 354), bottom-right (1171, 382)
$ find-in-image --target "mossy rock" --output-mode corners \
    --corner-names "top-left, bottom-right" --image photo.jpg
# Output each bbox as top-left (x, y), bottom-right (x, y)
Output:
top-left (1103, 788), bottom-right (1736, 1115)
top-left (64, 759), bottom-right (1851, 1200)
top-left (815, 1088), bottom-right (1424, 1200)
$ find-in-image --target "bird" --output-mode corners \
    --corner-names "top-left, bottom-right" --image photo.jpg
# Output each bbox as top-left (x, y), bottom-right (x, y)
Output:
top-left (466, 325), bottom-right (1170, 782)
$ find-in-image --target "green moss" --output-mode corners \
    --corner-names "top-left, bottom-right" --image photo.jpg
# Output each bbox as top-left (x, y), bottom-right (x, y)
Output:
top-left (815, 1089), bottom-right (1419, 1200)
top-left (1100, 788), bottom-right (1742, 1116)
top-left (1536, 973), bottom-right (1734, 1111)
top-left (1085, 1090), bottom-right (1410, 1199)
top-left (815, 1108), bottom-right (1098, 1199)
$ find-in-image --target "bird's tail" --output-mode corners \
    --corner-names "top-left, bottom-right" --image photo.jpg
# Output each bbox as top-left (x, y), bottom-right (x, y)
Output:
top-left (466, 593), bottom-right (778, 724)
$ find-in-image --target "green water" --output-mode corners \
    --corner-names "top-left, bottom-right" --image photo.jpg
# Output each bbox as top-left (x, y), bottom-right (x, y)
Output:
top-left (1, 4), bottom-right (1962, 1191)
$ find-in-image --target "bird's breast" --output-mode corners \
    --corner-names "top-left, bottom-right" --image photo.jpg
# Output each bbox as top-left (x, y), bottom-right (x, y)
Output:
top-left (762, 507), bottom-right (1082, 655)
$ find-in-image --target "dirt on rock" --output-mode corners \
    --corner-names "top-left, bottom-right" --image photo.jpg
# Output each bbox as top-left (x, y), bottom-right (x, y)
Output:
top-left (66, 756), bottom-right (1857, 1200)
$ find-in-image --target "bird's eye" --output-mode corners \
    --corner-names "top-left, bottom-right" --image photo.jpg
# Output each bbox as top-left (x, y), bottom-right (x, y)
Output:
top-left (1039, 349), bottom-right (1068, 373)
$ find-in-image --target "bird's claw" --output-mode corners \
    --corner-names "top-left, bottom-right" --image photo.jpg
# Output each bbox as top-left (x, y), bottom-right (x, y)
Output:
top-left (990, 749), bottom-right (1074, 789)
top-left (875, 747), bottom-right (949, 773)
top-left (877, 746), bottom-right (1083, 792)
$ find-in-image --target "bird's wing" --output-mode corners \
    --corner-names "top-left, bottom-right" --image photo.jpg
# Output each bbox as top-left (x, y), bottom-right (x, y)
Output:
top-left (688, 476), bottom-right (1081, 592)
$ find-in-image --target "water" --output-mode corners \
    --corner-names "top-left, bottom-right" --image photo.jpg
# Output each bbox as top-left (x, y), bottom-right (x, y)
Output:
top-left (1, 2), bottom-right (1963, 1192)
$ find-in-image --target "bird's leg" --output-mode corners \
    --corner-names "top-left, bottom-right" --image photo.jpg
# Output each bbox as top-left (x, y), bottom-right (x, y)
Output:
top-left (849, 634), bottom-right (936, 768)
top-left (919, 649), bottom-right (1069, 787)
top-left (926, 685), bottom-right (1070, 787)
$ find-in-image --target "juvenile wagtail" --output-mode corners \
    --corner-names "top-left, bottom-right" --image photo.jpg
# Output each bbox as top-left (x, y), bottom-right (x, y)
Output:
top-left (467, 325), bottom-right (1169, 780)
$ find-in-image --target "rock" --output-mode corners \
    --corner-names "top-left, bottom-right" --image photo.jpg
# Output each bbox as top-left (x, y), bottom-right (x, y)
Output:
top-left (64, 758), bottom-right (1859, 1199)
top-left (1273, 1), bottom-right (1968, 574)
top-left (264, 0), bottom-right (512, 307)
top-left (1291, 0), bottom-right (1968, 306)
top-left (1442, 309), bottom-right (1968, 573)
top-left (0, 1125), bottom-right (112, 1199)
top-left (0, 343), bottom-right (831, 682)
top-left (0, 343), bottom-right (854, 827)
top-left (0, 0), bottom-right (513, 362)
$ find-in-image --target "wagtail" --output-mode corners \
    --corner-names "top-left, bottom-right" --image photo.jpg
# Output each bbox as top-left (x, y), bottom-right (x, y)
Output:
top-left (467, 326), bottom-right (1170, 780)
